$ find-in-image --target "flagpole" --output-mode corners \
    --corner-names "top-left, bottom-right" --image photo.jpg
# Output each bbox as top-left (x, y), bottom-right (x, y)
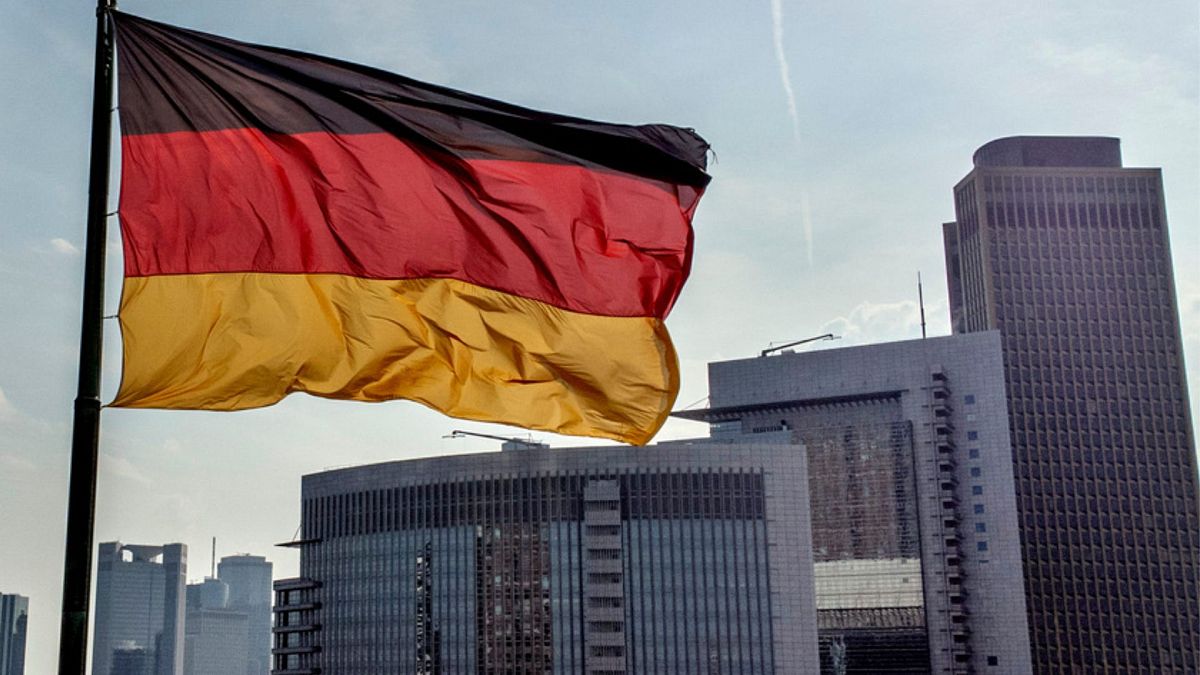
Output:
top-left (59, 0), bottom-right (116, 672)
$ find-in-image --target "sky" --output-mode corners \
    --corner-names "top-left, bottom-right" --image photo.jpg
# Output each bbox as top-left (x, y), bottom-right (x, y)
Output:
top-left (1, 1), bottom-right (1197, 671)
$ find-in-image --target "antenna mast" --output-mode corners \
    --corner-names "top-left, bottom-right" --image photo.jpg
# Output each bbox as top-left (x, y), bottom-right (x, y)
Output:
top-left (918, 271), bottom-right (927, 339)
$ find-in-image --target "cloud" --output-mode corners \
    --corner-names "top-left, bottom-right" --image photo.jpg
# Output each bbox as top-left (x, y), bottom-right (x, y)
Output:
top-left (0, 453), bottom-right (36, 473)
top-left (0, 385), bottom-right (14, 421)
top-left (100, 452), bottom-right (154, 487)
top-left (0, 385), bottom-right (53, 472)
top-left (769, 0), bottom-right (802, 147)
top-left (49, 237), bottom-right (80, 256)
top-left (819, 297), bottom-right (949, 346)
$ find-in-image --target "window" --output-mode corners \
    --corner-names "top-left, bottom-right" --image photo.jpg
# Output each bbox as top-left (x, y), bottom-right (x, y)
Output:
top-left (968, 448), bottom-right (980, 458)
top-left (965, 394), bottom-right (976, 405)
top-left (975, 522), bottom-right (987, 533)
top-left (967, 431), bottom-right (979, 440)
top-left (988, 656), bottom-right (999, 666)
top-left (970, 467), bottom-right (982, 477)
top-left (977, 541), bottom-right (989, 552)
top-left (974, 504), bottom-right (985, 514)
top-left (972, 485), bottom-right (983, 495)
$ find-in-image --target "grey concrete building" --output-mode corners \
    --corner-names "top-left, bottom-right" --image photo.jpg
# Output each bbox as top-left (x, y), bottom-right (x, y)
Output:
top-left (93, 542), bottom-right (187, 675)
top-left (943, 136), bottom-right (1199, 672)
top-left (217, 555), bottom-right (273, 675)
top-left (272, 444), bottom-right (819, 674)
top-left (0, 593), bottom-right (27, 675)
top-left (674, 331), bottom-right (1033, 673)
top-left (183, 578), bottom-right (249, 675)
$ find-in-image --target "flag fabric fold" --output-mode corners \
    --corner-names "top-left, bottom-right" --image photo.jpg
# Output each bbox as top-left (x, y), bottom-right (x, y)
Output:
top-left (110, 12), bottom-right (710, 445)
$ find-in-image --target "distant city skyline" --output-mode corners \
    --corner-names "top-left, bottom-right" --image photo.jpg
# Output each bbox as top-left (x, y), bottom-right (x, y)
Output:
top-left (1, 2), bottom-right (1196, 672)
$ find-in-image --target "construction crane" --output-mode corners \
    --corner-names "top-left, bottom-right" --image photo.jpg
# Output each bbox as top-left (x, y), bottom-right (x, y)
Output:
top-left (760, 333), bottom-right (840, 357)
top-left (444, 429), bottom-right (548, 450)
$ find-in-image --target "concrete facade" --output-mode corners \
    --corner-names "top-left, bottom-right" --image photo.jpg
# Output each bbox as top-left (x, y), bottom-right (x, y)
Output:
top-left (675, 331), bottom-right (1032, 673)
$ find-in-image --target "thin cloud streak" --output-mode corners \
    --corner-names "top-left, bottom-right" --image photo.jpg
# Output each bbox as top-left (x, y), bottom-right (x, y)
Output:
top-left (49, 237), bottom-right (80, 256)
top-left (770, 0), bottom-right (801, 147)
top-left (770, 0), bottom-right (813, 267)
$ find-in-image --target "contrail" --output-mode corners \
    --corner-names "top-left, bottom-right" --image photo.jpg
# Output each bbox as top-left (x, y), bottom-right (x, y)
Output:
top-left (770, 0), bottom-right (802, 146)
top-left (770, 0), bottom-right (813, 265)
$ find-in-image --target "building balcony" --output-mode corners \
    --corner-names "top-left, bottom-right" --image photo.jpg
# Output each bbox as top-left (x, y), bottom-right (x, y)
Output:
top-left (273, 601), bottom-right (321, 613)
top-left (274, 623), bottom-right (321, 634)
top-left (271, 645), bottom-right (321, 656)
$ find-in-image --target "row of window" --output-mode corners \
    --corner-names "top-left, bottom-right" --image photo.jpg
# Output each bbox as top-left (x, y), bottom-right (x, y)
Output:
top-left (980, 173), bottom-right (1159, 196)
top-left (303, 471), bottom-right (769, 540)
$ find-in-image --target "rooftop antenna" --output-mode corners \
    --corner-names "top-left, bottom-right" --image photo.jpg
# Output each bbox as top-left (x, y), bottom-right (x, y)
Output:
top-left (760, 333), bottom-right (840, 357)
top-left (444, 429), bottom-right (549, 450)
top-left (211, 536), bottom-right (216, 579)
top-left (918, 271), bottom-right (927, 339)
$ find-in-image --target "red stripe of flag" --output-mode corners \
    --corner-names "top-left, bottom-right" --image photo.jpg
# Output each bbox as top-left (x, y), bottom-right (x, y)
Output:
top-left (120, 128), bottom-right (700, 318)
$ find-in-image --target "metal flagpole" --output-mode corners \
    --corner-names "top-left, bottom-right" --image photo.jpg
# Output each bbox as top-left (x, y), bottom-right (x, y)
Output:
top-left (59, 0), bottom-right (116, 672)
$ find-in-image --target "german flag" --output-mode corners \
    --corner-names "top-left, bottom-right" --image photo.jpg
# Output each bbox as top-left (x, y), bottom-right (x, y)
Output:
top-left (109, 13), bottom-right (709, 445)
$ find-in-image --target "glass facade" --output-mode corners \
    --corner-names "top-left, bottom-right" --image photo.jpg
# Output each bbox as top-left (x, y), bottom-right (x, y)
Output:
top-left (275, 455), bottom-right (806, 674)
top-left (92, 543), bottom-right (187, 675)
top-left (945, 137), bottom-right (1200, 672)
top-left (732, 404), bottom-right (931, 673)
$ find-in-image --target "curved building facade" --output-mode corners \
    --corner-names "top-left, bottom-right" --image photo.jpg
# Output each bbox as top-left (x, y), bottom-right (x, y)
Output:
top-left (273, 444), bottom-right (817, 674)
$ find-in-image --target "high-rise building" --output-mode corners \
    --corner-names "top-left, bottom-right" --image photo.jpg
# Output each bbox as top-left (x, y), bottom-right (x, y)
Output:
top-left (272, 444), bottom-right (819, 673)
top-left (183, 578), bottom-right (249, 675)
top-left (674, 331), bottom-right (1033, 673)
top-left (217, 555), bottom-right (273, 675)
top-left (943, 136), bottom-right (1200, 672)
top-left (93, 542), bottom-right (187, 675)
top-left (0, 593), bottom-right (28, 675)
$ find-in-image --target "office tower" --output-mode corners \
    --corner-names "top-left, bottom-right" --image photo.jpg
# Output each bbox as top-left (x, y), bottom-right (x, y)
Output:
top-left (272, 444), bottom-right (818, 673)
top-left (674, 332), bottom-right (1032, 673)
top-left (0, 593), bottom-right (28, 675)
top-left (183, 578), bottom-right (249, 675)
top-left (217, 555), bottom-right (273, 675)
top-left (93, 543), bottom-right (187, 675)
top-left (943, 136), bottom-right (1200, 672)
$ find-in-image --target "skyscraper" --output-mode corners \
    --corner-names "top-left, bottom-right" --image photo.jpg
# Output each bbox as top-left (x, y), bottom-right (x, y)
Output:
top-left (943, 136), bottom-right (1200, 672)
top-left (183, 578), bottom-right (249, 675)
top-left (217, 555), bottom-right (273, 675)
top-left (674, 331), bottom-right (1033, 673)
top-left (93, 542), bottom-right (187, 675)
top-left (0, 593), bottom-right (28, 675)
